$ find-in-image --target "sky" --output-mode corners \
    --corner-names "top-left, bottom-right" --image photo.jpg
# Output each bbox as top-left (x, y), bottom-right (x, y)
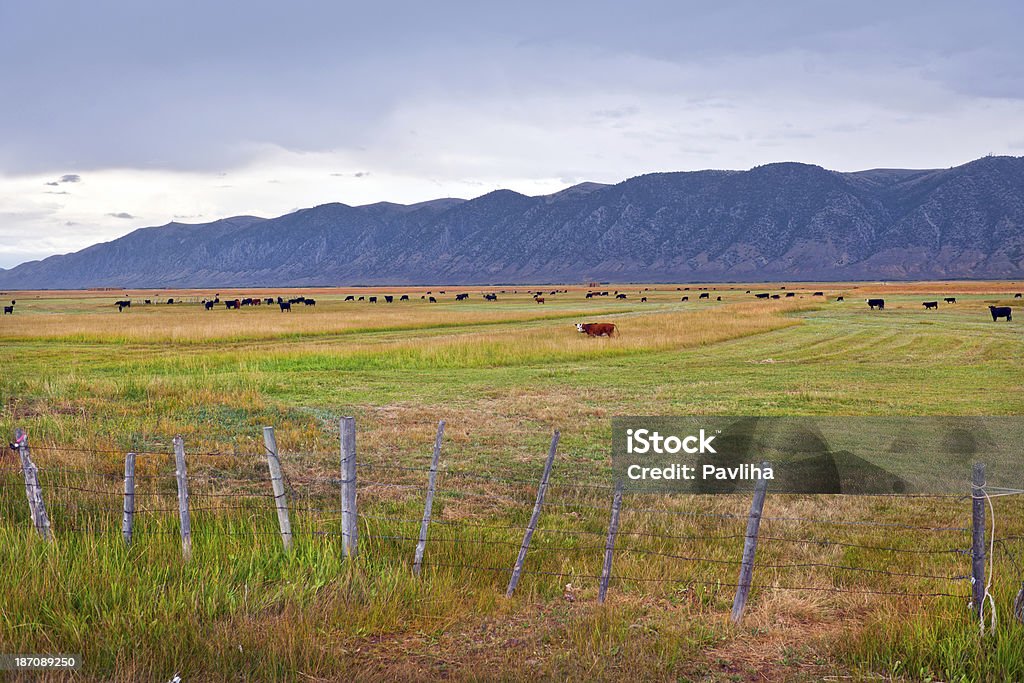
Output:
top-left (2, 1), bottom-right (1023, 269)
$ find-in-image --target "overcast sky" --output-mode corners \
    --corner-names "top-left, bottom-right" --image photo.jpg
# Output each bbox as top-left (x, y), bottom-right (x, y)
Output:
top-left (1, 1), bottom-right (1023, 268)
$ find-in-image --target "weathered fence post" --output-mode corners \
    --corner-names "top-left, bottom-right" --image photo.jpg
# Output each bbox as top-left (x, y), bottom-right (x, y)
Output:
top-left (506, 429), bottom-right (560, 598)
top-left (14, 428), bottom-right (51, 541)
top-left (122, 452), bottom-right (136, 545)
top-left (730, 461), bottom-right (770, 624)
top-left (263, 426), bottom-right (293, 552)
top-left (339, 416), bottom-right (358, 559)
top-left (173, 435), bottom-right (192, 561)
top-left (971, 462), bottom-right (986, 618)
top-left (414, 420), bottom-right (445, 576)
top-left (598, 479), bottom-right (624, 603)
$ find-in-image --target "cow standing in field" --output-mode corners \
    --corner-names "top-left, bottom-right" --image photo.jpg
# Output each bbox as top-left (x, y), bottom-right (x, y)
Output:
top-left (616, 293), bottom-right (627, 299)
top-left (699, 292), bottom-right (709, 300)
top-left (304, 298), bottom-right (316, 306)
top-left (345, 295), bottom-right (354, 301)
top-left (456, 293), bottom-right (469, 301)
top-left (369, 297), bottom-right (377, 303)
top-left (944, 297), bottom-right (957, 304)
top-left (484, 293), bottom-right (497, 301)
top-left (770, 294), bottom-right (781, 299)
top-left (836, 296), bottom-right (844, 302)
top-left (384, 296), bottom-right (393, 303)
top-left (279, 302), bottom-right (291, 312)
top-left (755, 293), bottom-right (770, 299)
top-left (576, 322), bottom-right (616, 337)
top-left (813, 292), bottom-right (824, 297)
top-left (681, 296), bottom-right (688, 301)
top-left (867, 299), bottom-right (885, 310)
top-left (989, 306), bottom-right (1012, 321)
top-left (922, 301), bottom-right (938, 310)
top-left (1015, 293), bottom-right (1022, 299)
top-left (428, 296), bottom-right (437, 303)
top-left (535, 297), bottom-right (545, 304)
top-left (204, 301), bottom-right (214, 310)
top-left (3, 305), bottom-right (12, 315)
top-left (400, 295), bottom-right (409, 301)
top-left (785, 292), bottom-right (795, 297)
top-left (226, 299), bottom-right (241, 309)
top-left (640, 297), bottom-right (647, 302)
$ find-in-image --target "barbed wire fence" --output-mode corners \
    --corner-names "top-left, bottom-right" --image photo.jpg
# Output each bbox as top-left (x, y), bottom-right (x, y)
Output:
top-left (4, 422), bottom-right (1019, 631)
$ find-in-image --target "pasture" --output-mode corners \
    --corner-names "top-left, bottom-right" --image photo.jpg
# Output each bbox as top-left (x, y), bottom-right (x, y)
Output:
top-left (1, 282), bottom-right (1023, 681)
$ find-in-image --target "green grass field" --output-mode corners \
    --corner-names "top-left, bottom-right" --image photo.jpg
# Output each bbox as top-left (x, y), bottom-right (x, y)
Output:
top-left (1, 283), bottom-right (1022, 681)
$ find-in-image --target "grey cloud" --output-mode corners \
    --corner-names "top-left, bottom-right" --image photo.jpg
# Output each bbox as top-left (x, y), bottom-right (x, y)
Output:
top-left (106, 212), bottom-right (135, 219)
top-left (59, 174), bottom-right (81, 183)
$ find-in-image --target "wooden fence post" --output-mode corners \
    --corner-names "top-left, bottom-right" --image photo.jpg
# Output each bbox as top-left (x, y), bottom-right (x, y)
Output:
top-left (122, 452), bottom-right (136, 545)
top-left (339, 416), bottom-right (358, 559)
top-left (972, 462), bottom-right (986, 618)
top-left (414, 420), bottom-right (445, 576)
top-left (598, 479), bottom-right (624, 603)
top-left (730, 461), bottom-right (770, 624)
top-left (173, 436), bottom-right (192, 561)
top-left (263, 426), bottom-right (293, 552)
top-left (14, 428), bottom-right (51, 541)
top-left (506, 430), bottom-right (560, 598)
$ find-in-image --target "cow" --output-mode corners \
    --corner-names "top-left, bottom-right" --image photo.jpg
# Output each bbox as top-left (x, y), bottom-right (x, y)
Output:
top-left (242, 298), bottom-right (253, 306)
top-left (115, 300), bottom-right (131, 309)
top-left (785, 292), bottom-right (795, 298)
top-left (943, 297), bottom-right (956, 304)
top-left (358, 296), bottom-right (365, 301)
top-left (836, 296), bottom-right (845, 302)
top-left (576, 322), bottom-right (616, 337)
top-left (585, 292), bottom-right (594, 299)
top-left (755, 293), bottom-right (770, 299)
top-left (369, 296), bottom-right (377, 303)
top-left (167, 298), bottom-right (175, 304)
top-left (867, 299), bottom-right (885, 310)
top-left (745, 290), bottom-right (751, 294)
top-left (989, 305), bottom-right (1012, 322)
top-left (428, 296), bottom-right (437, 303)
top-left (535, 297), bottom-right (545, 304)
top-left (812, 292), bottom-right (824, 297)
top-left (226, 299), bottom-right (241, 310)
top-left (456, 293), bottom-right (469, 301)
top-left (681, 296), bottom-right (688, 301)
top-left (616, 293), bottom-right (627, 299)
top-left (304, 298), bottom-right (316, 306)
top-left (144, 299), bottom-right (152, 305)
top-left (3, 306), bottom-right (12, 315)
top-left (384, 296), bottom-right (394, 303)
top-left (640, 297), bottom-right (647, 302)
top-left (345, 295), bottom-right (355, 301)
top-left (699, 292), bottom-right (709, 300)
top-left (265, 298), bottom-right (275, 305)
top-left (922, 301), bottom-right (939, 310)
top-left (716, 296), bottom-right (722, 301)
top-left (484, 293), bottom-right (497, 301)
top-left (1015, 293), bottom-right (1022, 299)
top-left (770, 294), bottom-right (781, 299)
top-left (204, 301), bottom-right (214, 310)
top-left (279, 302), bottom-right (291, 312)
top-left (400, 295), bottom-right (409, 301)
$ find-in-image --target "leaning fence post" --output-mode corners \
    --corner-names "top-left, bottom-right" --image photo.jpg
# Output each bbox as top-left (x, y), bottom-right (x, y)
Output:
top-left (971, 462), bottom-right (986, 618)
top-left (122, 452), bottom-right (136, 545)
top-left (414, 420), bottom-right (445, 576)
top-left (263, 426), bottom-right (293, 552)
top-left (340, 416), bottom-right (359, 559)
top-left (14, 428), bottom-right (51, 541)
top-left (730, 461), bottom-right (770, 624)
top-left (598, 479), bottom-right (624, 603)
top-left (506, 429), bottom-right (560, 597)
top-left (173, 435), bottom-right (192, 561)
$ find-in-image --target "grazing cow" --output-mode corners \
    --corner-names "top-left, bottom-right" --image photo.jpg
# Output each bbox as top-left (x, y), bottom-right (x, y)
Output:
top-left (115, 300), bottom-right (131, 309)
top-left (204, 301), bottom-right (214, 310)
top-left (265, 298), bottom-right (274, 305)
top-left (439, 291), bottom-right (446, 294)
top-left (837, 296), bottom-right (845, 302)
top-left (716, 296), bottom-right (722, 301)
top-left (586, 292), bottom-right (594, 299)
top-left (225, 299), bottom-right (241, 309)
top-left (305, 298), bottom-right (316, 306)
top-left (428, 296), bottom-right (437, 303)
top-left (369, 296), bottom-right (377, 303)
top-left (144, 299), bottom-right (152, 304)
top-left (242, 298), bottom-right (253, 306)
top-left (345, 295), bottom-right (354, 301)
top-left (785, 292), bottom-right (795, 297)
top-left (944, 297), bottom-right (956, 304)
top-left (745, 290), bottom-right (751, 294)
top-left (167, 298), bottom-right (175, 304)
top-left (640, 297), bottom-right (647, 302)
top-left (456, 293), bottom-right (469, 301)
top-left (755, 293), bottom-right (770, 299)
top-left (535, 297), bottom-right (545, 304)
top-left (279, 302), bottom-right (291, 312)
top-left (616, 293), bottom-right (627, 299)
top-left (3, 306), bottom-right (13, 315)
top-left (989, 305), bottom-right (1012, 321)
top-left (483, 293), bottom-right (497, 301)
top-left (1015, 293), bottom-right (1022, 299)
top-left (867, 298), bottom-right (885, 310)
top-left (922, 301), bottom-right (938, 310)
top-left (812, 292), bottom-right (824, 297)
top-left (576, 322), bottom-right (616, 337)
top-left (681, 296), bottom-right (688, 301)
top-left (699, 292), bottom-right (709, 300)
top-left (770, 294), bottom-right (781, 299)
top-left (384, 295), bottom-right (394, 303)
top-left (400, 295), bottom-right (409, 301)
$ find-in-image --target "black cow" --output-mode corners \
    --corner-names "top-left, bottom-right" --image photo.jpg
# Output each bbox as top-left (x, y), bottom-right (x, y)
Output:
top-left (242, 298), bottom-right (253, 306)
top-left (812, 292), bottom-right (824, 297)
top-left (836, 296), bottom-right (844, 302)
top-left (279, 302), bottom-right (291, 312)
top-left (204, 301), bottom-right (214, 310)
top-left (867, 299), bottom-right (885, 310)
top-left (699, 292), bottom-right (709, 299)
top-left (369, 296), bottom-right (377, 303)
top-left (345, 295), bottom-right (354, 301)
top-left (755, 293), bottom-right (770, 299)
top-left (358, 296), bottom-right (365, 301)
top-left (640, 297), bottom-right (647, 302)
top-left (483, 293), bottom-right (497, 301)
top-left (616, 293), bottom-right (627, 299)
top-left (384, 295), bottom-right (393, 303)
top-left (400, 295), bottom-right (409, 301)
top-left (989, 305), bottom-right (1012, 321)
top-left (944, 297), bottom-right (957, 304)
top-left (265, 298), bottom-right (275, 305)
top-left (304, 298), bottom-right (316, 306)
top-left (770, 294), bottom-right (781, 299)
top-left (745, 290), bottom-right (751, 294)
top-left (681, 296), bottom-right (689, 301)
top-left (167, 298), bottom-right (175, 304)
top-left (716, 296), bottom-right (722, 301)
top-left (922, 301), bottom-right (938, 310)
top-left (226, 299), bottom-right (240, 309)
top-left (1015, 293), bottom-right (1022, 299)
top-left (456, 293), bottom-right (469, 301)
top-left (785, 292), bottom-right (795, 297)
top-left (428, 296), bottom-right (437, 303)
top-left (144, 299), bottom-right (152, 304)
top-left (585, 292), bottom-right (594, 298)
top-left (115, 300), bottom-right (131, 308)
top-left (3, 306), bottom-right (13, 315)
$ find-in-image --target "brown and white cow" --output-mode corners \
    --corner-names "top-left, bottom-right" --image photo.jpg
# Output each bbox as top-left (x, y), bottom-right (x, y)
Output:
top-left (575, 322), bottom-right (616, 337)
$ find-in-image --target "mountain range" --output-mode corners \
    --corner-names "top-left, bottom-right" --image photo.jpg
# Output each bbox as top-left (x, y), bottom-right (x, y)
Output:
top-left (3, 155), bottom-right (1023, 288)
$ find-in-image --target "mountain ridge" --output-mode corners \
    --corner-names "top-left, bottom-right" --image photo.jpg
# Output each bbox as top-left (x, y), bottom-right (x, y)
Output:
top-left (2, 156), bottom-right (1023, 288)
